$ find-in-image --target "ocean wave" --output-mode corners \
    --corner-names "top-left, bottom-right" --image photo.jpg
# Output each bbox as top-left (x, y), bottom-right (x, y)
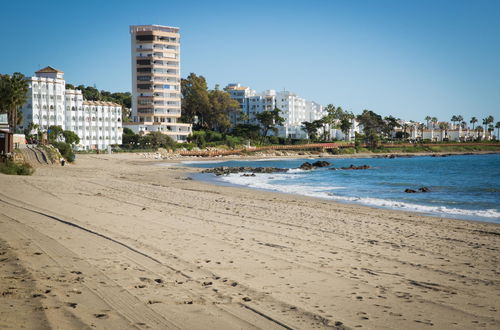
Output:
top-left (218, 173), bottom-right (343, 197)
top-left (287, 168), bottom-right (308, 173)
top-left (328, 195), bottom-right (500, 219)
top-left (217, 173), bottom-right (500, 220)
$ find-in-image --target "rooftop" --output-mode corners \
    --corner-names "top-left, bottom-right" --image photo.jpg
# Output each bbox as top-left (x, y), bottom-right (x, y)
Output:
top-left (35, 66), bottom-right (63, 74)
top-left (130, 25), bottom-right (179, 34)
top-left (83, 100), bottom-right (122, 107)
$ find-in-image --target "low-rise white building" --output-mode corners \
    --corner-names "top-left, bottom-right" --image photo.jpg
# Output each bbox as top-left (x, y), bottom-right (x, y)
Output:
top-left (20, 66), bottom-right (123, 150)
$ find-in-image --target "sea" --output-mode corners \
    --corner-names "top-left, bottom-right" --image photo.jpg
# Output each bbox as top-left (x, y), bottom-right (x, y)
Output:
top-left (185, 154), bottom-right (500, 224)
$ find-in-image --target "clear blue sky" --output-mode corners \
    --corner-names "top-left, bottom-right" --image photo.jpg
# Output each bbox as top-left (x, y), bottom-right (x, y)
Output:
top-left (1, 0), bottom-right (499, 122)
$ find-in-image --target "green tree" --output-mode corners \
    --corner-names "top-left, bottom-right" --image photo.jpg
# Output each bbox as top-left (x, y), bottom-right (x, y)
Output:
top-left (488, 124), bottom-right (494, 138)
top-left (482, 116), bottom-right (494, 138)
top-left (0, 72), bottom-right (29, 132)
top-left (62, 130), bottom-right (80, 145)
top-left (431, 117), bottom-right (438, 129)
top-left (321, 105), bottom-right (354, 141)
top-left (425, 116), bottom-right (431, 128)
top-left (77, 85), bottom-right (101, 101)
top-left (470, 117), bottom-right (478, 130)
top-left (495, 122), bottom-right (500, 140)
top-left (356, 110), bottom-right (385, 148)
top-left (256, 107), bottom-right (285, 137)
top-left (180, 73), bottom-right (211, 127)
top-left (139, 131), bottom-right (176, 149)
top-left (231, 124), bottom-right (261, 140)
top-left (47, 125), bottom-right (64, 143)
top-left (383, 116), bottom-right (400, 139)
top-left (451, 115), bottom-right (458, 127)
top-left (301, 120), bottom-right (322, 140)
top-left (439, 122), bottom-right (449, 140)
top-left (122, 128), bottom-right (140, 147)
top-left (206, 88), bottom-right (241, 132)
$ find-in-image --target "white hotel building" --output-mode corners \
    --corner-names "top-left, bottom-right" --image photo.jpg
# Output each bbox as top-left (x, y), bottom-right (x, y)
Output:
top-left (126, 25), bottom-right (192, 141)
top-left (225, 83), bottom-right (324, 139)
top-left (20, 66), bottom-right (123, 150)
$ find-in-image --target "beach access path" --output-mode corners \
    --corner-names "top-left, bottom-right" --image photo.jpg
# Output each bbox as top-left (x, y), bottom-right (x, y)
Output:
top-left (0, 153), bottom-right (498, 329)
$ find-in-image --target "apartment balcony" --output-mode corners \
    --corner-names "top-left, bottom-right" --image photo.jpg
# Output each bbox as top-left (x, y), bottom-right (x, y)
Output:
top-left (137, 107), bottom-right (181, 116)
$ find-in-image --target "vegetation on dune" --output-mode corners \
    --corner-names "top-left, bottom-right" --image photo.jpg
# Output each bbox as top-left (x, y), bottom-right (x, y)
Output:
top-left (0, 159), bottom-right (33, 175)
top-left (120, 128), bottom-right (177, 151)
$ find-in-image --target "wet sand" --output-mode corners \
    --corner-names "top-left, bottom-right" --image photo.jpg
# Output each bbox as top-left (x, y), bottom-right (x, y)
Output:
top-left (0, 153), bottom-right (498, 329)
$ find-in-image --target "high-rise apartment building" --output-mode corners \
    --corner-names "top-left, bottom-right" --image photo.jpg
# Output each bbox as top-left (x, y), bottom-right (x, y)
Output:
top-left (127, 25), bottom-right (191, 141)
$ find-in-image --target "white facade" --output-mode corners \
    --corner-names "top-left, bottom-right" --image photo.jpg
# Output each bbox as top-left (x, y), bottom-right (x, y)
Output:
top-left (20, 66), bottom-right (123, 150)
top-left (327, 119), bottom-right (361, 141)
top-left (226, 83), bottom-right (324, 139)
top-left (130, 25), bottom-right (192, 141)
top-left (21, 67), bottom-right (66, 130)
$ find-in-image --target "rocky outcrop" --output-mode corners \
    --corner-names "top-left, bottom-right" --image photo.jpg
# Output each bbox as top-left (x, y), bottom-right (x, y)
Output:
top-left (405, 187), bottom-right (430, 193)
top-left (299, 161), bottom-right (331, 170)
top-left (312, 161), bottom-right (331, 167)
top-left (330, 164), bottom-right (371, 170)
top-left (299, 162), bottom-right (315, 170)
top-left (202, 166), bottom-right (288, 176)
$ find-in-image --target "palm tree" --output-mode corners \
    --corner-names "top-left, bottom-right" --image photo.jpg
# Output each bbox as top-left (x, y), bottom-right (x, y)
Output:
top-left (451, 115), bottom-right (458, 127)
top-left (425, 115), bottom-right (431, 128)
top-left (476, 125), bottom-right (484, 140)
top-left (456, 115), bottom-right (464, 125)
top-left (402, 123), bottom-right (409, 140)
top-left (483, 116), bottom-right (494, 138)
top-left (495, 122), bottom-right (500, 141)
top-left (439, 122), bottom-right (449, 140)
top-left (0, 72), bottom-right (28, 132)
top-left (431, 117), bottom-right (438, 129)
top-left (418, 123), bottom-right (425, 140)
top-left (488, 124), bottom-right (494, 138)
top-left (470, 117), bottom-right (478, 130)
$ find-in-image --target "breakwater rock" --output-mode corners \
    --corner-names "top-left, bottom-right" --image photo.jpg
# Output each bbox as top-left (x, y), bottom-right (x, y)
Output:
top-left (202, 166), bottom-right (289, 176)
top-left (299, 161), bottom-right (331, 170)
top-left (405, 187), bottom-right (431, 193)
top-left (330, 164), bottom-right (371, 170)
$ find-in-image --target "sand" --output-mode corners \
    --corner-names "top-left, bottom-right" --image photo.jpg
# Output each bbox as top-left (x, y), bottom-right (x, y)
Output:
top-left (0, 153), bottom-right (498, 329)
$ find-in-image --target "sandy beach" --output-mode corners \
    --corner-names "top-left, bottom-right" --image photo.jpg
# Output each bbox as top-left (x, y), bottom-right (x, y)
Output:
top-left (0, 153), bottom-right (499, 329)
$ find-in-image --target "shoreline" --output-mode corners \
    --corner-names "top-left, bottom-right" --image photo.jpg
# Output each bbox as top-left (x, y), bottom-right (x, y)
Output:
top-left (1, 153), bottom-right (499, 329)
top-left (153, 148), bottom-right (500, 161)
top-left (177, 153), bottom-right (499, 224)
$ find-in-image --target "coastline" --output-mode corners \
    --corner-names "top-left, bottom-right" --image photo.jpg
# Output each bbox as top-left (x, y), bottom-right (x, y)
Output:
top-left (152, 149), bottom-right (500, 163)
top-left (0, 153), bottom-right (499, 329)
top-left (182, 153), bottom-right (500, 224)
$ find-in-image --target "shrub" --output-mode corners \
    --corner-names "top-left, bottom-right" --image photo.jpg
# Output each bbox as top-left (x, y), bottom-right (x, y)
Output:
top-left (0, 159), bottom-right (34, 175)
top-left (52, 142), bottom-right (75, 162)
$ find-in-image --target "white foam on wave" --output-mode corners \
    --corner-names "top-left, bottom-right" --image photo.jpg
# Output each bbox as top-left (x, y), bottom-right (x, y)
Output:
top-left (328, 195), bottom-right (500, 219)
top-left (219, 172), bottom-right (342, 199)
top-left (218, 172), bottom-right (500, 220)
top-left (287, 168), bottom-right (308, 173)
